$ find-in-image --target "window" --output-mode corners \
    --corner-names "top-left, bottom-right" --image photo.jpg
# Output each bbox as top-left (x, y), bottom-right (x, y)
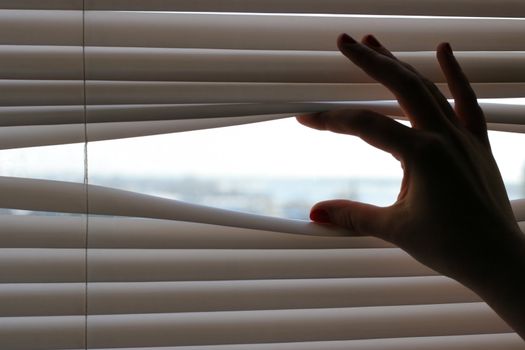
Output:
top-left (1, 1), bottom-right (524, 348)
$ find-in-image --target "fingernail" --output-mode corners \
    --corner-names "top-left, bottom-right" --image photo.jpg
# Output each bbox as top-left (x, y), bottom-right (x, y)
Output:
top-left (310, 209), bottom-right (331, 223)
top-left (365, 34), bottom-right (381, 47)
top-left (340, 33), bottom-right (357, 46)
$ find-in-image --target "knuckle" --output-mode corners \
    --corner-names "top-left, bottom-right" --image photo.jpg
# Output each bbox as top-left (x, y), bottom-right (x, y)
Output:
top-left (392, 67), bottom-right (424, 91)
top-left (331, 208), bottom-right (356, 232)
top-left (399, 73), bottom-right (424, 90)
top-left (401, 62), bottom-right (418, 74)
top-left (420, 76), bottom-right (437, 90)
top-left (352, 110), bottom-right (377, 126)
top-left (350, 111), bottom-right (390, 136)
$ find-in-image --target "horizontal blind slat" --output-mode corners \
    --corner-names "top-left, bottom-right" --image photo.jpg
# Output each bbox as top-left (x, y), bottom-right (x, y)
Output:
top-left (487, 123), bottom-right (525, 133)
top-left (0, 248), bottom-right (85, 283)
top-left (87, 248), bottom-right (436, 282)
top-left (0, 45), bottom-right (522, 87)
top-left (0, 10), bottom-right (82, 46)
top-left (87, 276), bottom-right (478, 314)
top-left (87, 217), bottom-right (524, 248)
top-left (84, 333), bottom-right (525, 350)
top-left (85, 12), bottom-right (525, 51)
top-left (0, 315), bottom-right (84, 350)
top-left (85, 105), bottom-right (525, 141)
top-left (85, 81), bottom-right (525, 105)
top-left (86, 303), bottom-right (510, 347)
top-left (1, 102), bottom-right (524, 149)
top-left (0, 283), bottom-right (85, 316)
top-left (0, 212), bottom-right (387, 250)
top-left (3, 176), bottom-right (347, 238)
top-left (0, 0), bottom-right (83, 10)
top-left (0, 214), bottom-right (85, 248)
top-left (86, 182), bottom-right (368, 237)
top-left (0, 123), bottom-right (85, 149)
top-left (84, 0), bottom-right (525, 18)
top-left (85, 48), bottom-right (525, 83)
top-left (0, 45), bottom-right (83, 80)
top-left (2, 177), bottom-right (523, 237)
top-left (87, 215), bottom-right (391, 249)
top-left (85, 81), bottom-right (404, 104)
top-left (4, 278), bottom-right (451, 317)
top-left (0, 105), bottom-right (85, 126)
top-left (0, 80), bottom-right (83, 106)
top-left (0, 177), bottom-right (87, 213)
top-left (84, 102), bottom-right (525, 125)
top-left (3, 101), bottom-right (524, 127)
top-left (1, 80), bottom-right (523, 108)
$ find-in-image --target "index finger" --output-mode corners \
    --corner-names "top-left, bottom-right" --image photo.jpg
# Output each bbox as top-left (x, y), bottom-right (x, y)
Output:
top-left (338, 34), bottom-right (449, 132)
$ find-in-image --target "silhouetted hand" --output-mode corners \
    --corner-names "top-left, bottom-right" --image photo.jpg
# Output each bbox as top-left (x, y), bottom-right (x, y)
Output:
top-left (297, 34), bottom-right (525, 338)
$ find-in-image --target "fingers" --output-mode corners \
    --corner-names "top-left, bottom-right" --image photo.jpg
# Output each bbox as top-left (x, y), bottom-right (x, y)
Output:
top-left (437, 42), bottom-right (490, 146)
top-left (361, 34), bottom-right (396, 59)
top-left (337, 33), bottom-right (448, 132)
top-left (362, 35), bottom-right (457, 126)
top-left (310, 199), bottom-right (391, 239)
top-left (297, 109), bottom-right (417, 160)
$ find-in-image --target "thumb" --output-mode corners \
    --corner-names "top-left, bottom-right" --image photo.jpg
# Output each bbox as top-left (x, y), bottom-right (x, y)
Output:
top-left (310, 199), bottom-right (388, 237)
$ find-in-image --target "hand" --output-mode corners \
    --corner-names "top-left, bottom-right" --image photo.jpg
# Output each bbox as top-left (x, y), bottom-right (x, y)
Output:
top-left (297, 34), bottom-right (525, 337)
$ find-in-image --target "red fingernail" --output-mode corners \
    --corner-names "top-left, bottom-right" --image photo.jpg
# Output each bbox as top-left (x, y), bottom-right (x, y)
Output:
top-left (310, 209), bottom-right (331, 223)
top-left (365, 34), bottom-right (381, 47)
top-left (340, 33), bottom-right (357, 45)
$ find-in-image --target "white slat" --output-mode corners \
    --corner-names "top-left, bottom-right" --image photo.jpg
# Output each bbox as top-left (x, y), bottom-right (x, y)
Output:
top-left (0, 283), bottom-right (85, 316)
top-left (0, 10), bottom-right (82, 46)
top-left (84, 0), bottom-right (525, 18)
top-left (5, 79), bottom-right (522, 106)
top-left (87, 248), bottom-right (436, 282)
top-left (84, 81), bottom-right (525, 105)
top-left (87, 333), bottom-right (525, 350)
top-left (0, 176), bottom-right (351, 237)
top-left (1, 177), bottom-right (523, 238)
top-left (0, 212), bottom-right (387, 250)
top-left (87, 215), bottom-right (390, 249)
top-left (85, 12), bottom-right (525, 51)
top-left (86, 303), bottom-right (510, 347)
top-left (0, 248), bottom-right (85, 283)
top-left (4, 101), bottom-right (524, 127)
top-left (0, 315), bottom-right (84, 350)
top-left (0, 214), bottom-right (85, 248)
top-left (0, 80), bottom-right (83, 106)
top-left (2, 102), bottom-right (525, 149)
top-left (0, 45), bottom-right (82, 80)
top-left (0, 0), bottom-right (82, 10)
top-left (87, 276), bottom-right (478, 314)
top-left (85, 48), bottom-right (525, 83)
top-left (0, 105), bottom-right (84, 126)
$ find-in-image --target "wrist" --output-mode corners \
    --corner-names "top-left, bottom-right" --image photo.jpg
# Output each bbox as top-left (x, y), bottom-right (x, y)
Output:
top-left (462, 226), bottom-right (525, 337)
top-left (463, 227), bottom-right (524, 290)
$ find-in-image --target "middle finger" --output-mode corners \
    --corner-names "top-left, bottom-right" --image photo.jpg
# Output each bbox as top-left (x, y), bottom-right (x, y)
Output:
top-left (338, 34), bottom-right (450, 132)
top-left (362, 34), bottom-right (457, 125)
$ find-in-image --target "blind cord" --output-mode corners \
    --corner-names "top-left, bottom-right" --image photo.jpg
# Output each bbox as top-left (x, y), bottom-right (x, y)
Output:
top-left (81, 1), bottom-right (89, 349)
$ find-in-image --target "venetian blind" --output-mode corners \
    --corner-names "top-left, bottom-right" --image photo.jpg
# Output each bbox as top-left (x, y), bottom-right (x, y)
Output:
top-left (1, 0), bottom-right (525, 349)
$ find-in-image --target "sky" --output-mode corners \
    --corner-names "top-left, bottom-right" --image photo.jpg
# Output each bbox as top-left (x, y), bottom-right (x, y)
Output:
top-left (0, 115), bottom-right (524, 185)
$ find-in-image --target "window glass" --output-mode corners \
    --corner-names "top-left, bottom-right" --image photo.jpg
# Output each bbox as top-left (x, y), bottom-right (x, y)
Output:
top-left (88, 117), bottom-right (525, 220)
